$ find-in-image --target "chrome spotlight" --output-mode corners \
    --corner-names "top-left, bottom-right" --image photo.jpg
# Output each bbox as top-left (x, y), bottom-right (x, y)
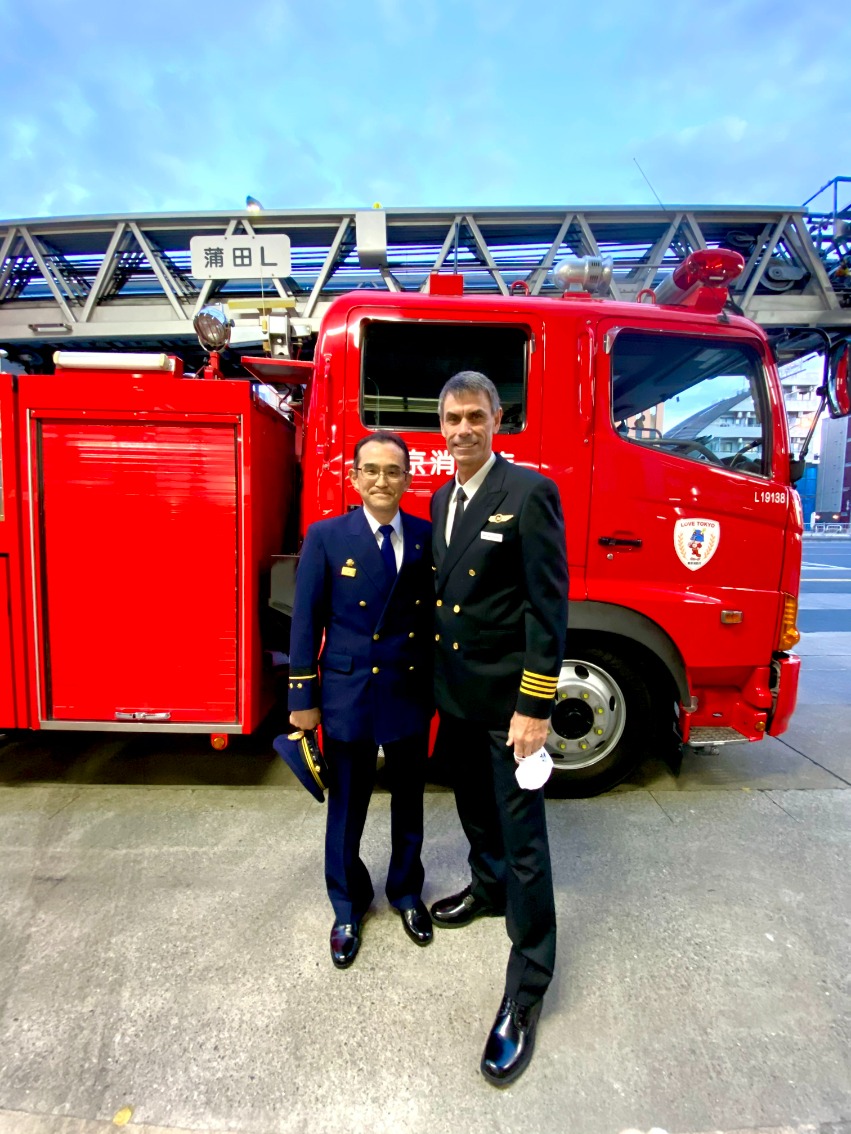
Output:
top-left (553, 256), bottom-right (613, 294)
top-left (193, 305), bottom-right (232, 352)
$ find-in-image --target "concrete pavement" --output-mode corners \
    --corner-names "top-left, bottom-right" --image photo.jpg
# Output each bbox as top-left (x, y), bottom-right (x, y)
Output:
top-left (0, 730), bottom-right (849, 1134)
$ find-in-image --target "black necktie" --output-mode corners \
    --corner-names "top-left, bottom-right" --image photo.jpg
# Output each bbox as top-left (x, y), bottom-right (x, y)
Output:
top-left (449, 487), bottom-right (467, 546)
top-left (378, 524), bottom-right (397, 578)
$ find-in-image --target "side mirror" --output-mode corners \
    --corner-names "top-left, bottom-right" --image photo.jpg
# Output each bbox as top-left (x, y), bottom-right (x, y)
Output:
top-left (827, 341), bottom-right (850, 418)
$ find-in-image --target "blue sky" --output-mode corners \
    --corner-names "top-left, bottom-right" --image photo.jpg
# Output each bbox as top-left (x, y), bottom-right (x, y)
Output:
top-left (1, 0), bottom-right (848, 219)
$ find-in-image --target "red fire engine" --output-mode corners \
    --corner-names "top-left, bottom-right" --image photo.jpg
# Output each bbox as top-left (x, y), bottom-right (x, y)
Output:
top-left (1, 250), bottom-right (848, 794)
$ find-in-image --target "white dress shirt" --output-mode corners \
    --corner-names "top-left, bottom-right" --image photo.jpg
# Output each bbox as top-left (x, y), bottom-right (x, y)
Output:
top-left (363, 507), bottom-right (404, 571)
top-left (445, 452), bottom-right (496, 545)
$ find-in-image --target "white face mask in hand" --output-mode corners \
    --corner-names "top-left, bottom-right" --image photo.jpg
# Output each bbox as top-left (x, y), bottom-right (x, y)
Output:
top-left (514, 746), bottom-right (554, 790)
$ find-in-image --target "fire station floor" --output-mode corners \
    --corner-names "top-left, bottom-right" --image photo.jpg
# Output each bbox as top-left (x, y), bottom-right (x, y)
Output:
top-left (0, 637), bottom-right (849, 1134)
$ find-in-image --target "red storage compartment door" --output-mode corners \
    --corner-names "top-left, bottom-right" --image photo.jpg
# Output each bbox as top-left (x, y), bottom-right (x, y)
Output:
top-left (36, 419), bottom-right (239, 724)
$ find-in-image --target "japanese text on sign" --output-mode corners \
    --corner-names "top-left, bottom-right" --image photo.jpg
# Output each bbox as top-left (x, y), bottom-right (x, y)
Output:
top-left (189, 234), bottom-right (292, 280)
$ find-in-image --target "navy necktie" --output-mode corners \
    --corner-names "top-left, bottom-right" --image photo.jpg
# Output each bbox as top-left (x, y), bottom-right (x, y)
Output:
top-left (378, 524), bottom-right (397, 578)
top-left (448, 487), bottom-right (467, 546)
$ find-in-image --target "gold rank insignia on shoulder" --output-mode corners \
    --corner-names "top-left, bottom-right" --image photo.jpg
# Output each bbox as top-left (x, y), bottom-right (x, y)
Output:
top-left (488, 514), bottom-right (514, 523)
top-left (341, 566), bottom-right (357, 577)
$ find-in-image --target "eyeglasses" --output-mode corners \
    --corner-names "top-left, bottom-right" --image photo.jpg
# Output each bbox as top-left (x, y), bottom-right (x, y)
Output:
top-left (354, 465), bottom-right (408, 482)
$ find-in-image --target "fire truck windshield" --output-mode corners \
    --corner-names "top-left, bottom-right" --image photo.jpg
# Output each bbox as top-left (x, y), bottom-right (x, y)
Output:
top-left (610, 330), bottom-right (771, 476)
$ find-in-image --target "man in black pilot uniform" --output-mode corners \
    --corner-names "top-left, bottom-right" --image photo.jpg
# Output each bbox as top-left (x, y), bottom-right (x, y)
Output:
top-left (288, 432), bottom-right (434, 969)
top-left (430, 371), bottom-right (568, 1087)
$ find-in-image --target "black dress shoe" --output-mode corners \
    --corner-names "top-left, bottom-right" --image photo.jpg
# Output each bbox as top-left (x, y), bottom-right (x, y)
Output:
top-left (481, 996), bottom-right (543, 1087)
top-left (430, 885), bottom-right (504, 928)
top-left (330, 921), bottom-right (361, 968)
top-left (399, 899), bottom-right (433, 946)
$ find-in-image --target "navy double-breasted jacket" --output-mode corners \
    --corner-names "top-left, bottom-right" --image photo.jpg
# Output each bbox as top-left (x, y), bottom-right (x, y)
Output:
top-left (432, 454), bottom-right (569, 725)
top-left (287, 506), bottom-right (434, 745)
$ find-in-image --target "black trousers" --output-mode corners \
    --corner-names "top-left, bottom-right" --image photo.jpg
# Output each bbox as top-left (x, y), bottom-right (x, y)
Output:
top-left (323, 731), bottom-right (428, 924)
top-left (441, 714), bottom-right (556, 1006)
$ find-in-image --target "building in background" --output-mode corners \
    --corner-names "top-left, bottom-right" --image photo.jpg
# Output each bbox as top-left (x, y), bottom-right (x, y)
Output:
top-left (817, 415), bottom-right (851, 523)
top-left (779, 354), bottom-right (824, 461)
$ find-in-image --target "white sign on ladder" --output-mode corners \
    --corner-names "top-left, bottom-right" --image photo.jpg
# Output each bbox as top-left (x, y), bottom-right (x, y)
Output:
top-left (190, 234), bottom-right (291, 279)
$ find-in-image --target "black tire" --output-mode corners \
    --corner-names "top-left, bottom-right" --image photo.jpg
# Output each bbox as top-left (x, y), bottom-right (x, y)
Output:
top-left (544, 644), bottom-right (656, 798)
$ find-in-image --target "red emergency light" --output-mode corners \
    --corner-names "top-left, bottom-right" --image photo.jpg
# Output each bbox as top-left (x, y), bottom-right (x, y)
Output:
top-left (654, 248), bottom-right (745, 313)
top-left (671, 249), bottom-right (745, 290)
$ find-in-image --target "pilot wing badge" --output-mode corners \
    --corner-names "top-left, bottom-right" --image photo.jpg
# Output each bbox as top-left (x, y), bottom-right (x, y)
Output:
top-left (674, 518), bottom-right (720, 571)
top-left (488, 514), bottom-right (514, 523)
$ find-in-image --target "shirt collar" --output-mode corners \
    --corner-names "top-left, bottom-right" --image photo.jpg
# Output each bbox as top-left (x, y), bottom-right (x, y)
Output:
top-left (363, 507), bottom-right (402, 537)
top-left (455, 451), bottom-right (496, 501)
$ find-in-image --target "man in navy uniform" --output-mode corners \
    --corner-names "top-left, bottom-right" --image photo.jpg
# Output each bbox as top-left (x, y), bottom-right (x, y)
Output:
top-left (288, 431), bottom-right (434, 968)
top-left (430, 371), bottom-right (568, 1086)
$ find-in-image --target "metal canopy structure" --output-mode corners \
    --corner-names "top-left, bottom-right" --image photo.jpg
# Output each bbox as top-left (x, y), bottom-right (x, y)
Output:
top-left (1, 196), bottom-right (849, 366)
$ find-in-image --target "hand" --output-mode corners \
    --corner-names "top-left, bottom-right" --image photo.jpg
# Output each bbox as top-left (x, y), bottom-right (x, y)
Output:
top-left (507, 712), bottom-right (549, 759)
top-left (289, 708), bottom-right (321, 732)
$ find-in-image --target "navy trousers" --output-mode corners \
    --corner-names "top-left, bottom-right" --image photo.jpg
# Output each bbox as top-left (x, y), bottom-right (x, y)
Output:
top-left (441, 714), bottom-right (556, 1007)
top-left (323, 731), bottom-right (428, 924)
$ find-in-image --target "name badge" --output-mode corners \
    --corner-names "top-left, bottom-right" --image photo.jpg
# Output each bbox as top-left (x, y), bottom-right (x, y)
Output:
top-left (481, 531), bottom-right (503, 543)
top-left (341, 566), bottom-right (357, 577)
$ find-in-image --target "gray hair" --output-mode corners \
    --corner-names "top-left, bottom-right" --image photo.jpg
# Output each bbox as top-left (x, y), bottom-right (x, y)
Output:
top-left (437, 370), bottom-right (501, 420)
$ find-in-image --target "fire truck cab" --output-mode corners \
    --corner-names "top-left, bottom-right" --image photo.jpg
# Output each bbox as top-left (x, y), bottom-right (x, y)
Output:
top-left (285, 251), bottom-right (849, 793)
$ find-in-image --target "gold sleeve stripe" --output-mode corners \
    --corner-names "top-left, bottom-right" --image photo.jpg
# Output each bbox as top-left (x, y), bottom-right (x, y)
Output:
top-left (520, 674), bottom-right (559, 691)
top-left (519, 684), bottom-right (558, 699)
top-left (519, 683), bottom-right (558, 696)
top-left (290, 673), bottom-right (317, 680)
top-left (522, 669), bottom-right (560, 684)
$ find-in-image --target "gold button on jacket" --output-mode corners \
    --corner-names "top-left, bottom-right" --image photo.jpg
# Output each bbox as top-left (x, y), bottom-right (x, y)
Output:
top-left (287, 505), bottom-right (436, 739)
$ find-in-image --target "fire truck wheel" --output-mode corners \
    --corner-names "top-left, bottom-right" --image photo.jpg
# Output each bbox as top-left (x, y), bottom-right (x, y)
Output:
top-left (545, 646), bottom-right (654, 797)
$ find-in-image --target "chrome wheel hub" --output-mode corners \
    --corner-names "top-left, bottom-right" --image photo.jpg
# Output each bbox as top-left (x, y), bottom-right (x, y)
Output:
top-left (547, 659), bottom-right (626, 771)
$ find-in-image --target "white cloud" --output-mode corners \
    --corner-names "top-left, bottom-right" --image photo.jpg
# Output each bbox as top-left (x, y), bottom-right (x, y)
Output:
top-left (8, 119), bottom-right (38, 162)
top-left (723, 116), bottom-right (748, 143)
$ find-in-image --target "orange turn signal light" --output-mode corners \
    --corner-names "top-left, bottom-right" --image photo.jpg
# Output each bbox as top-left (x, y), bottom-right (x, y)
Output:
top-left (778, 594), bottom-right (800, 651)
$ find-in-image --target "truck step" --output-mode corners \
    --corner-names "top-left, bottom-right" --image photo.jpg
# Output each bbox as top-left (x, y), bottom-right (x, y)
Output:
top-left (688, 726), bottom-right (748, 747)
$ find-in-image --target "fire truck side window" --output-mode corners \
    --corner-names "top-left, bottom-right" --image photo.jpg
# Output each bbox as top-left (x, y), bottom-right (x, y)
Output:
top-left (610, 331), bottom-right (771, 476)
top-left (360, 321), bottom-right (528, 432)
